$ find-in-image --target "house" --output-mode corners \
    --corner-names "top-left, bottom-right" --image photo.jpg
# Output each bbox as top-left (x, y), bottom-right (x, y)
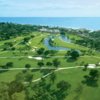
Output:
top-left (40, 27), bottom-right (60, 33)
top-left (40, 28), bottom-right (48, 32)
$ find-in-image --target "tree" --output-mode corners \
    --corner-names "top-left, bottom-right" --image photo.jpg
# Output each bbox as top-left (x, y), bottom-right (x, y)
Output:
top-left (65, 50), bottom-right (71, 58)
top-left (5, 62), bottom-right (13, 69)
top-left (23, 37), bottom-right (30, 44)
top-left (49, 38), bottom-right (54, 46)
top-left (25, 64), bottom-right (31, 69)
top-left (83, 63), bottom-right (88, 71)
top-left (70, 50), bottom-right (80, 59)
top-left (66, 50), bottom-right (71, 56)
top-left (15, 72), bottom-right (25, 82)
top-left (8, 81), bottom-right (24, 99)
top-left (44, 50), bottom-right (50, 57)
top-left (46, 62), bottom-right (52, 66)
top-left (0, 82), bottom-right (10, 100)
top-left (60, 31), bottom-right (65, 36)
top-left (37, 62), bottom-right (44, 67)
top-left (30, 35), bottom-right (35, 38)
top-left (3, 42), bottom-right (13, 50)
top-left (11, 47), bottom-right (15, 51)
top-left (37, 48), bottom-right (45, 55)
top-left (82, 69), bottom-right (99, 87)
top-left (53, 59), bottom-right (60, 68)
top-left (50, 72), bottom-right (56, 83)
top-left (57, 80), bottom-right (71, 92)
top-left (89, 69), bottom-right (99, 79)
top-left (49, 50), bottom-right (57, 56)
top-left (25, 73), bottom-right (33, 82)
top-left (56, 80), bottom-right (71, 100)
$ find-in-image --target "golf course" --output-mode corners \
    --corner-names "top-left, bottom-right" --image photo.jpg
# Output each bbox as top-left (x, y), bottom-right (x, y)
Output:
top-left (0, 23), bottom-right (100, 100)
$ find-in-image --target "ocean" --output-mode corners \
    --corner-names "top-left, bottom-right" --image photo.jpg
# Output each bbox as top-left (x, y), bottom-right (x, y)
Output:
top-left (0, 17), bottom-right (100, 30)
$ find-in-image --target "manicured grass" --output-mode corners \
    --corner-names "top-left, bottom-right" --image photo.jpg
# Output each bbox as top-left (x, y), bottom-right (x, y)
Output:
top-left (0, 55), bottom-right (100, 69)
top-left (53, 37), bottom-right (89, 51)
top-left (0, 57), bottom-right (39, 68)
top-left (0, 31), bottom-right (100, 100)
top-left (67, 33), bottom-right (82, 40)
top-left (0, 70), bottom-right (22, 82)
top-left (53, 68), bottom-right (100, 100)
top-left (29, 32), bottom-right (50, 49)
top-left (0, 69), bottom-right (43, 83)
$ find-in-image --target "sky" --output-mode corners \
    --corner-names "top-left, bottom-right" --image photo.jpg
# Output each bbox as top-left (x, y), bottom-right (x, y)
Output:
top-left (0, 0), bottom-right (100, 17)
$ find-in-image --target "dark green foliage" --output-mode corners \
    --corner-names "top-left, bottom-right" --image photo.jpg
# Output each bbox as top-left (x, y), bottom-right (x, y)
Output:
top-left (25, 64), bottom-right (31, 69)
top-left (37, 48), bottom-right (45, 55)
top-left (6, 62), bottom-right (13, 68)
top-left (70, 50), bottom-right (80, 59)
top-left (0, 22), bottom-right (39, 40)
top-left (0, 82), bottom-right (9, 100)
top-left (89, 69), bottom-right (99, 78)
top-left (22, 37), bottom-right (30, 44)
top-left (49, 38), bottom-right (54, 46)
top-left (8, 81), bottom-right (24, 97)
top-left (44, 50), bottom-right (50, 56)
top-left (37, 62), bottom-right (44, 67)
top-left (60, 31), bottom-right (65, 36)
top-left (3, 42), bottom-right (14, 50)
top-left (57, 80), bottom-right (71, 91)
top-left (83, 63), bottom-right (88, 71)
top-left (82, 69), bottom-right (99, 87)
top-left (24, 75), bottom-right (71, 100)
top-left (75, 31), bottom-right (100, 51)
top-left (25, 73), bottom-right (33, 82)
top-left (1, 62), bottom-right (13, 69)
top-left (46, 62), bottom-right (52, 66)
top-left (49, 72), bottom-right (56, 83)
top-left (53, 59), bottom-right (60, 68)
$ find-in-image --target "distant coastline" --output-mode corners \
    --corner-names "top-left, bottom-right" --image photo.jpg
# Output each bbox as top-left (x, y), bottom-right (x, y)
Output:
top-left (0, 17), bottom-right (100, 30)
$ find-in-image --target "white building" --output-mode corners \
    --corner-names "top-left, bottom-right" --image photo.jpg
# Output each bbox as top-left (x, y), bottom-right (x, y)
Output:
top-left (40, 28), bottom-right (60, 33)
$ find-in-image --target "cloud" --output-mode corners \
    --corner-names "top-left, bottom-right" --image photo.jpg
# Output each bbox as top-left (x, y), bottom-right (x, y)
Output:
top-left (0, 0), bottom-right (100, 16)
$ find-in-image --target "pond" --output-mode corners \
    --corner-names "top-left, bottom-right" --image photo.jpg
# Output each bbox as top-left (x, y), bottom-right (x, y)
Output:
top-left (59, 35), bottom-right (71, 43)
top-left (44, 35), bottom-right (71, 51)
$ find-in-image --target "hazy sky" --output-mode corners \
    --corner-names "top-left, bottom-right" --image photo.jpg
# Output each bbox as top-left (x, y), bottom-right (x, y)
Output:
top-left (0, 0), bottom-right (100, 17)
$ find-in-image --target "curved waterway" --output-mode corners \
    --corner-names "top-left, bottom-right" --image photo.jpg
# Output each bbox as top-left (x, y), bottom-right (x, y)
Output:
top-left (59, 35), bottom-right (71, 43)
top-left (44, 35), bottom-right (71, 51)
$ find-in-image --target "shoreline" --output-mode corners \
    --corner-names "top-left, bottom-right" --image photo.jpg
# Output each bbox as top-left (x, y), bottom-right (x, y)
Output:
top-left (0, 17), bottom-right (100, 31)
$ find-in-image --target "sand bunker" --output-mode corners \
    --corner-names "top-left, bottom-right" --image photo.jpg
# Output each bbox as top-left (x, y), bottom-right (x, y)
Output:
top-left (28, 56), bottom-right (43, 60)
top-left (87, 64), bottom-right (96, 68)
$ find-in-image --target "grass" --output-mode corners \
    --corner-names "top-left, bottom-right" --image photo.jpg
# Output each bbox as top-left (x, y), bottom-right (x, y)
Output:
top-left (54, 68), bottom-right (100, 100)
top-left (53, 37), bottom-right (89, 51)
top-left (67, 33), bottom-right (82, 40)
top-left (0, 55), bottom-right (100, 69)
top-left (29, 32), bottom-right (50, 49)
top-left (0, 31), bottom-right (100, 100)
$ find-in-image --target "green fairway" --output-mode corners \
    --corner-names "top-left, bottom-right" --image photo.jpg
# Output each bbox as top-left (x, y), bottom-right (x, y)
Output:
top-left (53, 37), bottom-right (89, 51)
top-left (54, 68), bottom-right (100, 100)
top-left (0, 30), bottom-right (100, 100)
